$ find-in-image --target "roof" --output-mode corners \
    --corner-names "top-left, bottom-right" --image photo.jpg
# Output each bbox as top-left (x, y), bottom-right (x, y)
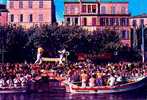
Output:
top-left (81, 0), bottom-right (97, 2)
top-left (100, 0), bottom-right (128, 3)
top-left (132, 14), bottom-right (147, 18)
top-left (64, 0), bottom-right (80, 2)
top-left (64, 0), bottom-right (128, 3)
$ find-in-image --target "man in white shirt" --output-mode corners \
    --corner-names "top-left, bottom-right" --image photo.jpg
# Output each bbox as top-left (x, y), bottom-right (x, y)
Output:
top-left (107, 74), bottom-right (116, 86)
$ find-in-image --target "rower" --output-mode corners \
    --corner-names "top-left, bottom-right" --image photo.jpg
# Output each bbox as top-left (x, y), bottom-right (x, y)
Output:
top-left (20, 76), bottom-right (27, 87)
top-left (96, 70), bottom-right (103, 86)
top-left (80, 70), bottom-right (88, 88)
top-left (107, 74), bottom-right (116, 86)
top-left (89, 75), bottom-right (95, 87)
top-left (6, 78), bottom-right (13, 87)
top-left (0, 78), bottom-right (4, 87)
top-left (115, 74), bottom-right (123, 85)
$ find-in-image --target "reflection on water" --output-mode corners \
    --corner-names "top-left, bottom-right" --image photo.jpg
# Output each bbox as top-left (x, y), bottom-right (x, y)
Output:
top-left (0, 89), bottom-right (147, 100)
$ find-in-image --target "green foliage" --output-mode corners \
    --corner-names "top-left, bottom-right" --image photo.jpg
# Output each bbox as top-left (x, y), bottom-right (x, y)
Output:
top-left (0, 25), bottom-right (133, 63)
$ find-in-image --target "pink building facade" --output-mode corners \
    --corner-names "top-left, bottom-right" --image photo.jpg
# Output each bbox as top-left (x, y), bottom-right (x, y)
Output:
top-left (0, 4), bottom-right (8, 26)
top-left (130, 14), bottom-right (147, 61)
top-left (7, 0), bottom-right (55, 28)
top-left (64, 0), bottom-right (131, 46)
top-left (130, 14), bottom-right (147, 27)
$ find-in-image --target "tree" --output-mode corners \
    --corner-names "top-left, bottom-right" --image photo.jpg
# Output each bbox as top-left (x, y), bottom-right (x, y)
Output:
top-left (0, 25), bottom-right (141, 63)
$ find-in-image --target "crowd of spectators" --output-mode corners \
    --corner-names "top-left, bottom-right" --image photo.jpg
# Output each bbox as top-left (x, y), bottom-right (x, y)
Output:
top-left (0, 61), bottom-right (146, 88)
top-left (63, 61), bottom-right (147, 87)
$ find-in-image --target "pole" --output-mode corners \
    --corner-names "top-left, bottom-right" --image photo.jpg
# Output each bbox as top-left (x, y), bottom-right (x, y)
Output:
top-left (132, 20), bottom-right (137, 49)
top-left (1, 30), bottom-right (4, 63)
top-left (141, 19), bottom-right (144, 63)
top-left (133, 27), bottom-right (137, 48)
top-left (2, 45), bottom-right (4, 63)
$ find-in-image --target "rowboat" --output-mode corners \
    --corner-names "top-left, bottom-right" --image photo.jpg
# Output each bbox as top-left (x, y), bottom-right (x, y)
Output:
top-left (65, 77), bottom-right (146, 94)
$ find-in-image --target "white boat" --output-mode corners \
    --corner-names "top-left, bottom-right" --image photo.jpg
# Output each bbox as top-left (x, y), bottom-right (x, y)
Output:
top-left (65, 77), bottom-right (146, 94)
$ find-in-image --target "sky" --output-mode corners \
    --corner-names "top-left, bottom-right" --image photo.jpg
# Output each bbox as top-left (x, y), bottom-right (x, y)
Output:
top-left (1, 0), bottom-right (147, 22)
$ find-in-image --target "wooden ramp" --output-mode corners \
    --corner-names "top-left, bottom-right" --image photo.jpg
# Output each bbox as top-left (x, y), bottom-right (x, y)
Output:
top-left (42, 57), bottom-right (65, 62)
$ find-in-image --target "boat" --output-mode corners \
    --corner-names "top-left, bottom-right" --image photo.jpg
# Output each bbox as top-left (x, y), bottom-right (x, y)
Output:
top-left (65, 77), bottom-right (147, 94)
top-left (0, 86), bottom-right (27, 94)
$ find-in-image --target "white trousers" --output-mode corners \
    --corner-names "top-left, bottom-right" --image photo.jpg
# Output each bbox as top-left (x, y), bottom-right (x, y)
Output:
top-left (81, 80), bottom-right (86, 88)
top-left (59, 54), bottom-right (64, 64)
top-left (35, 53), bottom-right (42, 64)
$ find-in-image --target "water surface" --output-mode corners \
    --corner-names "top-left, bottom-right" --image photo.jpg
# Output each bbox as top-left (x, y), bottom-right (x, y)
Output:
top-left (0, 88), bottom-right (147, 100)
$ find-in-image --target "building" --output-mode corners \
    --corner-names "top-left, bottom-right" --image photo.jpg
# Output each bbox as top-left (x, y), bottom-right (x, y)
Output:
top-left (130, 14), bottom-right (147, 62)
top-left (130, 14), bottom-right (147, 27)
top-left (64, 0), bottom-right (131, 46)
top-left (0, 4), bottom-right (8, 26)
top-left (7, 0), bottom-right (56, 28)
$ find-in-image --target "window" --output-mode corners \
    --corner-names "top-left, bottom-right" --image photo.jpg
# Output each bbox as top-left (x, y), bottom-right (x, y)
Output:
top-left (29, 14), bottom-right (33, 22)
top-left (121, 7), bottom-right (126, 14)
top-left (65, 6), bottom-right (70, 14)
top-left (83, 18), bottom-right (87, 26)
top-left (39, 0), bottom-right (43, 8)
top-left (75, 18), bottom-right (78, 25)
top-left (67, 18), bottom-right (70, 24)
top-left (82, 5), bottom-right (86, 13)
top-left (112, 6), bottom-right (115, 14)
top-left (92, 18), bottom-right (96, 26)
top-left (92, 5), bottom-right (96, 13)
top-left (140, 19), bottom-right (144, 26)
top-left (10, 14), bottom-right (14, 22)
top-left (29, 0), bottom-right (33, 8)
top-left (88, 5), bottom-right (91, 13)
top-left (19, 1), bottom-right (23, 9)
top-left (101, 6), bottom-right (106, 14)
top-left (132, 20), bottom-right (137, 27)
top-left (71, 6), bottom-right (75, 13)
top-left (110, 18), bottom-right (115, 26)
top-left (121, 30), bottom-right (128, 39)
top-left (75, 7), bottom-right (79, 14)
top-left (100, 18), bottom-right (105, 26)
top-left (0, 13), bottom-right (1, 16)
top-left (10, 1), bottom-right (14, 8)
top-left (125, 18), bottom-right (129, 26)
top-left (105, 18), bottom-right (109, 26)
top-left (20, 14), bottom-right (23, 22)
top-left (39, 14), bottom-right (43, 21)
top-left (116, 18), bottom-right (119, 26)
top-left (120, 18), bottom-right (126, 26)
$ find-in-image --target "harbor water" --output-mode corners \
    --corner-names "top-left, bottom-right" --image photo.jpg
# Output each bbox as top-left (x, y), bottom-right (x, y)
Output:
top-left (0, 88), bottom-right (147, 100)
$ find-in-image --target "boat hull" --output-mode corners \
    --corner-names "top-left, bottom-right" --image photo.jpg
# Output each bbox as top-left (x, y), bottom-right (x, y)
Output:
top-left (0, 87), bottom-right (27, 94)
top-left (65, 77), bottom-right (146, 94)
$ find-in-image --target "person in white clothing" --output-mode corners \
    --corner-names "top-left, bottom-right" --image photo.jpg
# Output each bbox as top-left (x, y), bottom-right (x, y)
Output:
top-left (58, 48), bottom-right (69, 64)
top-left (80, 71), bottom-right (88, 88)
top-left (35, 47), bottom-right (44, 64)
top-left (107, 74), bottom-right (116, 86)
top-left (20, 76), bottom-right (27, 87)
top-left (0, 78), bottom-right (4, 87)
top-left (89, 76), bottom-right (95, 87)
